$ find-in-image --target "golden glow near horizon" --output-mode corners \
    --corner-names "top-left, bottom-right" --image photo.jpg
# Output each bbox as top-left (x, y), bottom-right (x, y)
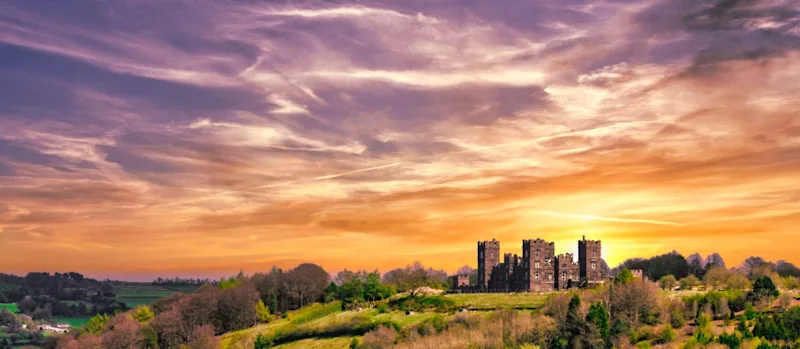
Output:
top-left (1, 1), bottom-right (799, 280)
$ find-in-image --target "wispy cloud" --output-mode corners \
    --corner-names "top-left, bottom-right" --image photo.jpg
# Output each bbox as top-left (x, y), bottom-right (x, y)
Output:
top-left (1, 0), bottom-right (799, 279)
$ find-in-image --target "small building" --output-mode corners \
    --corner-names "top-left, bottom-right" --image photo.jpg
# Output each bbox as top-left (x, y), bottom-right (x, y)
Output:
top-left (38, 324), bottom-right (69, 333)
top-left (630, 269), bottom-right (647, 281)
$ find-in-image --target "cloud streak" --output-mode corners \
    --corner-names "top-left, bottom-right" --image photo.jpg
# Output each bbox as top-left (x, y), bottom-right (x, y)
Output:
top-left (0, 0), bottom-right (798, 280)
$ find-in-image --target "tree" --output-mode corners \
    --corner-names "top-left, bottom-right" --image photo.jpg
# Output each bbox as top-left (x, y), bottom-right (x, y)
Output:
top-left (687, 253), bottom-right (706, 277)
top-left (705, 253), bottom-right (726, 270)
top-left (750, 276), bottom-right (779, 302)
top-left (140, 325), bottom-right (158, 349)
top-left (16, 296), bottom-right (35, 315)
top-left (383, 261), bottom-right (446, 297)
top-left (179, 288), bottom-right (220, 338)
top-left (186, 324), bottom-right (217, 349)
top-left (217, 283), bottom-right (259, 333)
top-left (456, 265), bottom-right (472, 276)
top-left (256, 300), bottom-right (271, 323)
top-left (101, 314), bottom-right (143, 349)
top-left (703, 266), bottom-right (730, 290)
top-left (132, 306), bottom-right (154, 323)
top-left (775, 261), bottom-right (800, 277)
top-left (86, 313), bottom-right (111, 335)
top-left (151, 308), bottom-right (183, 349)
top-left (659, 275), bottom-right (678, 290)
top-left (614, 269), bottom-right (635, 285)
top-left (0, 309), bottom-right (19, 327)
top-left (725, 272), bottom-right (752, 290)
top-left (611, 280), bottom-right (660, 329)
top-left (680, 275), bottom-right (701, 290)
top-left (285, 263), bottom-right (331, 308)
top-left (587, 302), bottom-right (610, 344)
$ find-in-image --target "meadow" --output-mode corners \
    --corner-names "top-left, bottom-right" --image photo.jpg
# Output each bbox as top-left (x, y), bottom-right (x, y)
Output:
top-left (52, 316), bottom-right (92, 327)
top-left (444, 292), bottom-right (548, 310)
top-left (114, 284), bottom-right (188, 308)
top-left (0, 303), bottom-right (19, 313)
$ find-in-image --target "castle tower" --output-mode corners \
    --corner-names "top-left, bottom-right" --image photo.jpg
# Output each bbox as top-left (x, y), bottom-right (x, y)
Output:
top-left (522, 239), bottom-right (555, 292)
top-left (555, 253), bottom-right (579, 290)
top-left (477, 239), bottom-right (500, 291)
top-left (578, 236), bottom-right (602, 285)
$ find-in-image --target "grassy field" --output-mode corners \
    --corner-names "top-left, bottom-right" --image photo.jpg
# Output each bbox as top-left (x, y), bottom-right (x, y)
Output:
top-left (444, 292), bottom-right (548, 310)
top-left (115, 285), bottom-right (179, 308)
top-left (217, 300), bottom-right (445, 349)
top-left (52, 316), bottom-right (92, 327)
top-left (272, 337), bottom-right (357, 349)
top-left (0, 303), bottom-right (19, 313)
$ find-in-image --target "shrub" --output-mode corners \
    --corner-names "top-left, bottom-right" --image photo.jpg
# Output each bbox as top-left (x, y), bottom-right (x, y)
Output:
top-left (376, 303), bottom-right (388, 314)
top-left (362, 326), bottom-right (397, 349)
top-left (658, 326), bottom-right (678, 344)
top-left (388, 295), bottom-right (456, 313)
top-left (254, 333), bottom-right (272, 349)
top-left (256, 300), bottom-right (272, 323)
top-left (745, 303), bottom-right (758, 320)
top-left (349, 337), bottom-right (360, 349)
top-left (636, 340), bottom-right (652, 349)
top-left (132, 306), bottom-right (155, 323)
top-left (669, 300), bottom-right (687, 329)
top-left (683, 337), bottom-right (700, 349)
top-left (718, 332), bottom-right (742, 349)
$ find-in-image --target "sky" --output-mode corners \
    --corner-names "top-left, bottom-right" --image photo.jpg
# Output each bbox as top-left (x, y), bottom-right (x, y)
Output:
top-left (1, 0), bottom-right (799, 282)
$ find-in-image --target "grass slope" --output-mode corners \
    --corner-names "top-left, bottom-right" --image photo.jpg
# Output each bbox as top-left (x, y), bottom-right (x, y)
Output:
top-left (0, 303), bottom-right (19, 313)
top-left (218, 301), bottom-right (443, 349)
top-left (445, 292), bottom-right (548, 310)
top-left (52, 316), bottom-right (92, 327)
top-left (272, 337), bottom-right (357, 349)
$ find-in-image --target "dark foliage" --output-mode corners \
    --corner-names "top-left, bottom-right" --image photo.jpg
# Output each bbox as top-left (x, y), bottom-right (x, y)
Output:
top-left (621, 252), bottom-right (690, 281)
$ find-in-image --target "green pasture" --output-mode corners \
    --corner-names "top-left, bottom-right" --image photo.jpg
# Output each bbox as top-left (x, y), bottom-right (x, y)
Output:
top-left (114, 285), bottom-right (178, 308)
top-left (272, 337), bottom-right (357, 349)
top-left (52, 316), bottom-right (92, 327)
top-left (0, 303), bottom-right (19, 313)
top-left (444, 292), bottom-right (548, 310)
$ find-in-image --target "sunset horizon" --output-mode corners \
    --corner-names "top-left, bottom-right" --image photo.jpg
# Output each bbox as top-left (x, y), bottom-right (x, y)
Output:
top-left (2, 0), bottom-right (799, 282)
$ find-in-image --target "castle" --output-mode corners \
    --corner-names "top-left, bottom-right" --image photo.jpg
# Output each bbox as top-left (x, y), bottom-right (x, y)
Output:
top-left (471, 236), bottom-right (603, 292)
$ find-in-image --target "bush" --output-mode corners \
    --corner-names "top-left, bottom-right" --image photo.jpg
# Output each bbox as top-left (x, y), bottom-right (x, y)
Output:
top-left (376, 303), bottom-right (388, 314)
top-left (745, 303), bottom-right (758, 320)
top-left (683, 337), bottom-right (700, 349)
top-left (636, 340), bottom-right (652, 349)
top-left (349, 337), bottom-right (360, 349)
top-left (254, 333), bottom-right (272, 349)
top-left (362, 326), bottom-right (397, 349)
top-left (669, 300), bottom-right (687, 329)
top-left (388, 295), bottom-right (456, 313)
top-left (256, 300), bottom-right (272, 323)
top-left (658, 326), bottom-right (678, 344)
top-left (718, 332), bottom-right (742, 349)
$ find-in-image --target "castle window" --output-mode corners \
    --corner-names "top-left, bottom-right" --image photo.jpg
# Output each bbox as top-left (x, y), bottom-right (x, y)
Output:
top-left (535, 273), bottom-right (540, 281)
top-left (562, 272), bottom-right (566, 280)
top-left (548, 274), bottom-right (552, 280)
top-left (535, 250), bottom-right (540, 258)
top-left (591, 262), bottom-right (596, 270)
top-left (535, 262), bottom-right (540, 269)
top-left (592, 251), bottom-right (597, 258)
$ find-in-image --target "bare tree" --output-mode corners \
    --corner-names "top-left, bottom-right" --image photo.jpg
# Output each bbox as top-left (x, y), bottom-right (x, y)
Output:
top-left (285, 263), bottom-right (331, 308)
top-left (217, 283), bottom-right (260, 333)
top-left (456, 265), bottom-right (472, 276)
top-left (383, 261), bottom-right (446, 297)
top-left (101, 315), bottom-right (143, 349)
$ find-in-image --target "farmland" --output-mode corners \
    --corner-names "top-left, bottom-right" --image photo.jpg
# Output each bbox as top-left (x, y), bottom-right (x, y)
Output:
top-left (0, 303), bottom-right (19, 313)
top-left (114, 284), bottom-right (195, 308)
top-left (52, 316), bottom-right (92, 327)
